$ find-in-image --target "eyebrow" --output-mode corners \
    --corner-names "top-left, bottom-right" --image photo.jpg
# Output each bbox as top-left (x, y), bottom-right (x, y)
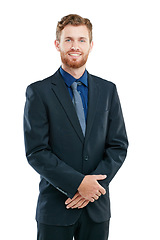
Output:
top-left (65, 37), bottom-right (88, 40)
top-left (79, 37), bottom-right (87, 40)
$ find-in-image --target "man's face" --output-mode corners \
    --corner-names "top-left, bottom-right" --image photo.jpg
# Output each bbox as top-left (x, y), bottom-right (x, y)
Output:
top-left (55, 25), bottom-right (93, 69)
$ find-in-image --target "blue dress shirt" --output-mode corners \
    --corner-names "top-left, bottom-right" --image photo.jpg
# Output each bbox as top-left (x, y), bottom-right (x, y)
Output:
top-left (60, 67), bottom-right (88, 120)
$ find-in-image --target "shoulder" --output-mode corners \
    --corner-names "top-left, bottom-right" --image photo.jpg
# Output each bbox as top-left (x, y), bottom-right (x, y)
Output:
top-left (25, 70), bottom-right (60, 95)
top-left (88, 73), bottom-right (116, 90)
top-left (27, 74), bottom-right (54, 90)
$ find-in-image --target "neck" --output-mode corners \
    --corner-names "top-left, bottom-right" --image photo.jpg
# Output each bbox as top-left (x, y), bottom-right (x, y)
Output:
top-left (61, 64), bottom-right (86, 79)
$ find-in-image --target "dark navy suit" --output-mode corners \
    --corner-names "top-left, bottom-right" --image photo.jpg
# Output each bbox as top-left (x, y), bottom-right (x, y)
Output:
top-left (24, 69), bottom-right (128, 227)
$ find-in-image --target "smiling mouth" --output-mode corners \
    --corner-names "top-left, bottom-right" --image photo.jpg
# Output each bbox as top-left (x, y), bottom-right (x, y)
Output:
top-left (68, 53), bottom-right (82, 57)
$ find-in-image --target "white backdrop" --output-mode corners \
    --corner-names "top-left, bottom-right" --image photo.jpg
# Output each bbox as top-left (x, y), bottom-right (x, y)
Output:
top-left (1, 0), bottom-right (160, 239)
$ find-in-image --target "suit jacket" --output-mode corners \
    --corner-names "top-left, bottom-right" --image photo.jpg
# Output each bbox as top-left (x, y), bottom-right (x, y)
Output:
top-left (23, 69), bottom-right (128, 226)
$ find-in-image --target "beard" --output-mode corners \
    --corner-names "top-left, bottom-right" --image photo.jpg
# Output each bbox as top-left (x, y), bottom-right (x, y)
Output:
top-left (60, 50), bottom-right (90, 69)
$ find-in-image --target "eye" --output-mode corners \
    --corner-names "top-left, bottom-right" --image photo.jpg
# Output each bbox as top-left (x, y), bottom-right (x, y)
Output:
top-left (80, 39), bottom-right (85, 42)
top-left (65, 39), bottom-right (71, 42)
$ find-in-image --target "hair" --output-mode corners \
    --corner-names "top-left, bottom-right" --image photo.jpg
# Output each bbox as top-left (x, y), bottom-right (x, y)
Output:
top-left (56, 14), bottom-right (93, 43)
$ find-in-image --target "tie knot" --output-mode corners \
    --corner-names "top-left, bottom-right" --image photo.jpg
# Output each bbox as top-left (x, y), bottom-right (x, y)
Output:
top-left (71, 82), bottom-right (78, 91)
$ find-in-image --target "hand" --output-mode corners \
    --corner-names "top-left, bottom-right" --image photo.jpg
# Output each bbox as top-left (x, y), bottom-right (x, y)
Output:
top-left (78, 175), bottom-right (107, 202)
top-left (65, 192), bottom-right (90, 209)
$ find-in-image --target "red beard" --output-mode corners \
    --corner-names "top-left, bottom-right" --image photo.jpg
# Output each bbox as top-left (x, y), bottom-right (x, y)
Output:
top-left (60, 50), bottom-right (89, 69)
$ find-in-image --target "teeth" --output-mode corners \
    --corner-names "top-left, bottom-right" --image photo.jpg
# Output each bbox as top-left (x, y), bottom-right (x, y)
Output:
top-left (69, 54), bottom-right (80, 56)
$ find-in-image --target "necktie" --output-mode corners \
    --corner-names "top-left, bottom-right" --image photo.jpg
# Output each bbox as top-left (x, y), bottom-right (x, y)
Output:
top-left (71, 82), bottom-right (86, 135)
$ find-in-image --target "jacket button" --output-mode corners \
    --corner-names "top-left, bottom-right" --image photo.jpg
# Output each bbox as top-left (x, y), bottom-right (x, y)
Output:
top-left (84, 156), bottom-right (89, 161)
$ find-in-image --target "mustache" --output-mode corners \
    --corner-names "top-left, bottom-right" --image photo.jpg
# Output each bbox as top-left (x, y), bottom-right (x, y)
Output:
top-left (67, 50), bottom-right (82, 54)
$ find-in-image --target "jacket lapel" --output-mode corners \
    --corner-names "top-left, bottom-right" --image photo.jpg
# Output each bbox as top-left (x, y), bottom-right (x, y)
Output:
top-left (85, 74), bottom-right (99, 142)
top-left (51, 70), bottom-right (84, 143)
top-left (50, 70), bottom-right (99, 143)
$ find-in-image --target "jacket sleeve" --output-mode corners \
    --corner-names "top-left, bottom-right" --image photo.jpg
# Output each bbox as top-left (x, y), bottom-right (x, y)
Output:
top-left (91, 85), bottom-right (129, 186)
top-left (23, 84), bottom-right (84, 199)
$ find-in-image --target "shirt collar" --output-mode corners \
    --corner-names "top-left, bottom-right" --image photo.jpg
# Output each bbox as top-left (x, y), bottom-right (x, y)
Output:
top-left (60, 66), bottom-right (88, 87)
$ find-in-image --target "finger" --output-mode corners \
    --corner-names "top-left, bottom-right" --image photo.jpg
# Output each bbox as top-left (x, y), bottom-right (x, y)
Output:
top-left (65, 192), bottom-right (79, 205)
top-left (89, 197), bottom-right (95, 202)
top-left (71, 199), bottom-right (87, 209)
top-left (96, 190), bottom-right (101, 197)
top-left (97, 182), bottom-right (106, 195)
top-left (95, 174), bottom-right (107, 181)
top-left (79, 194), bottom-right (96, 202)
top-left (66, 196), bottom-right (82, 209)
top-left (98, 184), bottom-right (106, 195)
top-left (93, 194), bottom-right (99, 200)
top-left (78, 200), bottom-right (90, 209)
top-left (65, 198), bottom-right (72, 205)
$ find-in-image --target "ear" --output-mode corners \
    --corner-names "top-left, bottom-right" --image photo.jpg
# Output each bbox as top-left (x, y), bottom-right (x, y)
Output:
top-left (54, 40), bottom-right (60, 52)
top-left (89, 41), bottom-right (94, 53)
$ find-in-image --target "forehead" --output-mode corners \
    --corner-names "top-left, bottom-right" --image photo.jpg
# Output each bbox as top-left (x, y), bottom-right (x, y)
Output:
top-left (61, 25), bottom-right (90, 39)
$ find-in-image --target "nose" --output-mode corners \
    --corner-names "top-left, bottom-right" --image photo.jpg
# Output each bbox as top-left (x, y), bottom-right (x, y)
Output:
top-left (71, 41), bottom-right (79, 51)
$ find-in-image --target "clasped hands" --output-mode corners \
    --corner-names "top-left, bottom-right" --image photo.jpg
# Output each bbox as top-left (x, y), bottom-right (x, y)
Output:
top-left (65, 175), bottom-right (107, 209)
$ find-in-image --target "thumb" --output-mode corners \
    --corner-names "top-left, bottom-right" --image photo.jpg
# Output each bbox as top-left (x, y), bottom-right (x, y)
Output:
top-left (95, 174), bottom-right (107, 180)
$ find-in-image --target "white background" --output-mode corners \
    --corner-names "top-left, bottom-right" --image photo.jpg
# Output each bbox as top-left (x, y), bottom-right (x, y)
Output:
top-left (1, 0), bottom-right (160, 239)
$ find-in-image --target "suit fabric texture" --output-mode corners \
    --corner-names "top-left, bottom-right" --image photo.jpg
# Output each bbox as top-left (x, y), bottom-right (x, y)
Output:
top-left (37, 209), bottom-right (110, 240)
top-left (24, 69), bottom-right (128, 226)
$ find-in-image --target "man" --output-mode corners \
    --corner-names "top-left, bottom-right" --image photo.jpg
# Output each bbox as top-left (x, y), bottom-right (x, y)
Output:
top-left (24, 14), bottom-right (128, 240)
